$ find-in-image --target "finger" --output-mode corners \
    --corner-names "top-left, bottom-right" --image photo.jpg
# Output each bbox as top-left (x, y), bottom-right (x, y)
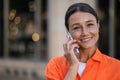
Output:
top-left (67, 40), bottom-right (77, 50)
top-left (64, 39), bottom-right (78, 54)
top-left (69, 43), bottom-right (79, 53)
top-left (65, 34), bottom-right (73, 43)
top-left (64, 37), bottom-right (79, 55)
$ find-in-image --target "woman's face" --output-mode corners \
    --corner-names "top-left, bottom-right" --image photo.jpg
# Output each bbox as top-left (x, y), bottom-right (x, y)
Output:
top-left (68, 12), bottom-right (99, 49)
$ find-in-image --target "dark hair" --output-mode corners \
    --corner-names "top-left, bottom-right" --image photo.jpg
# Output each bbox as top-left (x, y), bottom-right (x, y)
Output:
top-left (65, 3), bottom-right (99, 30)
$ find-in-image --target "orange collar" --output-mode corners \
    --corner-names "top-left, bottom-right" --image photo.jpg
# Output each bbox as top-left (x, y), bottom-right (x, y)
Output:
top-left (91, 48), bottom-right (103, 62)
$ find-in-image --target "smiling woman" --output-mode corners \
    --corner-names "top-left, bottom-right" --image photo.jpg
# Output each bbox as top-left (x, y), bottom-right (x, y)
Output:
top-left (45, 2), bottom-right (120, 80)
top-left (68, 12), bottom-right (99, 49)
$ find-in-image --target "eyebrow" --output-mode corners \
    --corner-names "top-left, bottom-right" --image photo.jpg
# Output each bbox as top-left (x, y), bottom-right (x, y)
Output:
top-left (71, 20), bottom-right (96, 27)
top-left (73, 20), bottom-right (94, 25)
top-left (86, 20), bottom-right (95, 23)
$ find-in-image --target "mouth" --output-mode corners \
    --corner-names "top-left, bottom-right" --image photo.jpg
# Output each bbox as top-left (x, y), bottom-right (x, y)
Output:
top-left (80, 37), bottom-right (92, 43)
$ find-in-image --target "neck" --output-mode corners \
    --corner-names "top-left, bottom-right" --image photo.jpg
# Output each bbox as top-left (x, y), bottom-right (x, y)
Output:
top-left (77, 46), bottom-right (97, 62)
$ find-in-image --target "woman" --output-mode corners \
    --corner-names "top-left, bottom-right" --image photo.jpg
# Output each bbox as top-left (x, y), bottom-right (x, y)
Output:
top-left (45, 3), bottom-right (120, 80)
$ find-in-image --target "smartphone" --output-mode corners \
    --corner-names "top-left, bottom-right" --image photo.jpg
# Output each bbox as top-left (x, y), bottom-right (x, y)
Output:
top-left (67, 30), bottom-right (79, 53)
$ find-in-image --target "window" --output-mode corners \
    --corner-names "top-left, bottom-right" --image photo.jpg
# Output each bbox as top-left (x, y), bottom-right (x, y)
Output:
top-left (97, 0), bottom-right (109, 55)
top-left (116, 0), bottom-right (120, 59)
top-left (98, 0), bottom-right (120, 60)
top-left (1, 0), bottom-right (48, 61)
top-left (0, 0), bottom-right (3, 57)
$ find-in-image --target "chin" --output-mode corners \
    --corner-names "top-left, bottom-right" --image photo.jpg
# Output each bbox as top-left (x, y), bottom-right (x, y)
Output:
top-left (80, 44), bottom-right (96, 49)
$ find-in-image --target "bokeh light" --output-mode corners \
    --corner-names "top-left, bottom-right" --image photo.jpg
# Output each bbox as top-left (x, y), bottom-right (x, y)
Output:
top-left (9, 9), bottom-right (16, 20)
top-left (32, 33), bottom-right (40, 42)
top-left (14, 16), bottom-right (21, 24)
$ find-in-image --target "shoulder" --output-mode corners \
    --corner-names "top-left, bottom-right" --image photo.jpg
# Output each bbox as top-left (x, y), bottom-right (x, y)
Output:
top-left (46, 56), bottom-right (69, 69)
top-left (45, 56), bottom-right (70, 79)
top-left (102, 54), bottom-right (120, 67)
top-left (102, 54), bottom-right (120, 63)
top-left (101, 54), bottom-right (120, 77)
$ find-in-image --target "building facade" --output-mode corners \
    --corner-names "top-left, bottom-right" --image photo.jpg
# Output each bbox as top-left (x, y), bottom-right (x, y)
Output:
top-left (0, 0), bottom-right (119, 79)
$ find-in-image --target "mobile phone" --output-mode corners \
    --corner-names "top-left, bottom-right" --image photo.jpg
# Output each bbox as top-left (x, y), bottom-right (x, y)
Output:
top-left (67, 30), bottom-right (79, 53)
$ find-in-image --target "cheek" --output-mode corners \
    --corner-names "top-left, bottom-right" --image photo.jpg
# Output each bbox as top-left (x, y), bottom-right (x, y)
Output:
top-left (91, 27), bottom-right (99, 36)
top-left (72, 32), bottom-right (81, 39)
top-left (89, 28), bottom-right (99, 43)
top-left (93, 31), bottom-right (99, 43)
top-left (96, 32), bottom-right (99, 40)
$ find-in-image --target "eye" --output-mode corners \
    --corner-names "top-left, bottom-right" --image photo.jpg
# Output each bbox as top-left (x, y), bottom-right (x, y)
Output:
top-left (87, 23), bottom-right (94, 27)
top-left (73, 26), bottom-right (79, 30)
top-left (88, 23), bottom-right (94, 26)
top-left (72, 25), bottom-right (81, 30)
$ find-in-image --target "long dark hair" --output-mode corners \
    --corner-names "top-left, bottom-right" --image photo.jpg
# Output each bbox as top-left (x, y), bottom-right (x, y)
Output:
top-left (65, 3), bottom-right (99, 30)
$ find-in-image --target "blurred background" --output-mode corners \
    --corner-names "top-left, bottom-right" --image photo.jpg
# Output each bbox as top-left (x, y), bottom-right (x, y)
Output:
top-left (0, 0), bottom-right (120, 80)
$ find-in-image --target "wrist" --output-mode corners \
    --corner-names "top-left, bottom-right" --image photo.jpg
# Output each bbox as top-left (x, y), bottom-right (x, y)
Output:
top-left (70, 61), bottom-right (79, 66)
top-left (70, 62), bottom-right (79, 69)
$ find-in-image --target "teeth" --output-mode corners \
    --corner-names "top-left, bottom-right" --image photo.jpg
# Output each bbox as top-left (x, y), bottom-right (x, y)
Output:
top-left (81, 38), bottom-right (91, 42)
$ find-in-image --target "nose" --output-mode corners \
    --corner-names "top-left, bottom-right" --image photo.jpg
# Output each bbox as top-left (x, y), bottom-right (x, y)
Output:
top-left (81, 27), bottom-right (88, 36)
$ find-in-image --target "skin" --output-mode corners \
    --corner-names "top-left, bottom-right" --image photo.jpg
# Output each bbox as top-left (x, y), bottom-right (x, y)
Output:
top-left (64, 12), bottom-right (99, 80)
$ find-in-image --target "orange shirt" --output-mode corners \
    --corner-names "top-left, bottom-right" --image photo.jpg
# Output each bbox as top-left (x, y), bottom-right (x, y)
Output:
top-left (45, 49), bottom-right (120, 80)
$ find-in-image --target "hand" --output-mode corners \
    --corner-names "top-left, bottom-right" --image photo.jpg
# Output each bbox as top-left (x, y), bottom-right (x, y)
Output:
top-left (63, 37), bottom-right (79, 66)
